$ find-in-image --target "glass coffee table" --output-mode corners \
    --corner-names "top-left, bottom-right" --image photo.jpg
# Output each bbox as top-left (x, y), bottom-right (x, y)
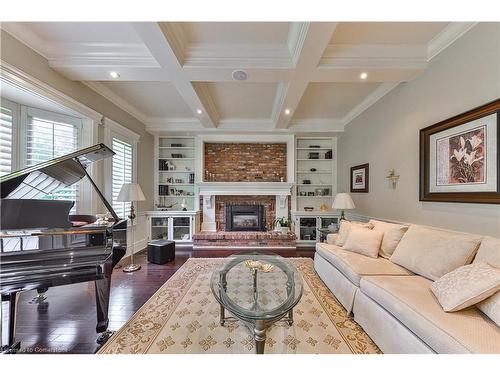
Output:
top-left (210, 252), bottom-right (303, 354)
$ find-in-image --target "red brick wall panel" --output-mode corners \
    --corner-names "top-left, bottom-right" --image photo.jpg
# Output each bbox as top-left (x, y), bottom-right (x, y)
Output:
top-left (204, 143), bottom-right (287, 182)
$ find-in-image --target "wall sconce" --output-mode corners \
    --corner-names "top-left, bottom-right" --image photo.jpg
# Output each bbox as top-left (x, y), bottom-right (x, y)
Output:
top-left (386, 169), bottom-right (400, 189)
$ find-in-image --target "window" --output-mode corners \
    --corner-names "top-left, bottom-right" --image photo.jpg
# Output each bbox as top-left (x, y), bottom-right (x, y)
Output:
top-left (0, 105), bottom-right (14, 176)
top-left (112, 137), bottom-right (133, 218)
top-left (24, 108), bottom-right (81, 211)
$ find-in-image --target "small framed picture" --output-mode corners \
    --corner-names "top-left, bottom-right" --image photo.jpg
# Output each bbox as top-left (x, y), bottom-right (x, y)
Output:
top-left (420, 99), bottom-right (499, 203)
top-left (350, 163), bottom-right (369, 193)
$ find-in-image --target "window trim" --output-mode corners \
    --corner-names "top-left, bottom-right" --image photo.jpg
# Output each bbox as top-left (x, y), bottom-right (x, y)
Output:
top-left (103, 117), bottom-right (139, 218)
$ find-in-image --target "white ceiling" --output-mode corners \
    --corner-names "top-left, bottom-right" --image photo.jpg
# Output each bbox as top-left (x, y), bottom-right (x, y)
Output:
top-left (294, 82), bottom-right (381, 119)
top-left (1, 21), bottom-right (477, 133)
top-left (330, 22), bottom-right (449, 44)
top-left (179, 22), bottom-right (291, 44)
top-left (201, 82), bottom-right (278, 119)
top-left (100, 81), bottom-right (192, 118)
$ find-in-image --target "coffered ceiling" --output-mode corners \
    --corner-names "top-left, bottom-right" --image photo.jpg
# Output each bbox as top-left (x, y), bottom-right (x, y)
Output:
top-left (1, 22), bottom-right (476, 133)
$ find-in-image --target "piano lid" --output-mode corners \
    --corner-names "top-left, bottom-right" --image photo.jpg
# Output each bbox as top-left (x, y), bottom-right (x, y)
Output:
top-left (0, 144), bottom-right (114, 199)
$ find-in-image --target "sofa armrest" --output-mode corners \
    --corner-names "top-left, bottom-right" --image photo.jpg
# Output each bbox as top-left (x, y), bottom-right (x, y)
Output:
top-left (326, 233), bottom-right (339, 245)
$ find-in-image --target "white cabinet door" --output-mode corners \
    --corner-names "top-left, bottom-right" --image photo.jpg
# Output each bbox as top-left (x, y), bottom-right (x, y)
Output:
top-left (150, 216), bottom-right (169, 241)
top-left (171, 216), bottom-right (192, 242)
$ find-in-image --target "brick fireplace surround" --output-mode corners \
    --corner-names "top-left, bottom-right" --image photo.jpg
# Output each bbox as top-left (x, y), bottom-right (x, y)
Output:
top-left (215, 195), bottom-right (276, 231)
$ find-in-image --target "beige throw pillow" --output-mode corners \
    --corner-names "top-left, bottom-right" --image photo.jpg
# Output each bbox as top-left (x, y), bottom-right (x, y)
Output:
top-left (390, 225), bottom-right (482, 280)
top-left (343, 226), bottom-right (383, 258)
top-left (369, 219), bottom-right (409, 258)
top-left (473, 236), bottom-right (500, 326)
top-left (335, 220), bottom-right (373, 247)
top-left (431, 262), bottom-right (500, 312)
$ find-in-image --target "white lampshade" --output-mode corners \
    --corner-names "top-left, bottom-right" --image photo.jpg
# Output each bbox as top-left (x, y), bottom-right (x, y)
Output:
top-left (332, 193), bottom-right (355, 210)
top-left (117, 183), bottom-right (146, 202)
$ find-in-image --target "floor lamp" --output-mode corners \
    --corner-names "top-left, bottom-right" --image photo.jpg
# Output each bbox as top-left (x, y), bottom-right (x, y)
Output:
top-left (117, 182), bottom-right (146, 273)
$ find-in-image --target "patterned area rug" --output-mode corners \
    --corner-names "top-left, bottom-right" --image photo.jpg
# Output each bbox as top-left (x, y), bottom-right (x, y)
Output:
top-left (98, 258), bottom-right (380, 354)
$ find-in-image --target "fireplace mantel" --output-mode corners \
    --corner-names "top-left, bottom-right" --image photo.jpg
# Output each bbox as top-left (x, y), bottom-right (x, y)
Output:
top-left (196, 182), bottom-right (293, 196)
top-left (196, 182), bottom-right (293, 231)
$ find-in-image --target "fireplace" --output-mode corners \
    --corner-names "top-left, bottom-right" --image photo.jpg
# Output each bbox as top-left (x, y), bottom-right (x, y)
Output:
top-left (225, 204), bottom-right (266, 232)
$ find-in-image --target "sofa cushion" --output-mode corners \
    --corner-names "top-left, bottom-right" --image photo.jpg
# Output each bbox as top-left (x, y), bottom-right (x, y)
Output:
top-left (360, 275), bottom-right (500, 353)
top-left (390, 225), bottom-right (482, 281)
top-left (326, 233), bottom-right (338, 245)
top-left (474, 236), bottom-right (500, 326)
top-left (335, 220), bottom-right (373, 247)
top-left (369, 219), bottom-right (409, 258)
top-left (343, 226), bottom-right (383, 258)
top-left (315, 242), bottom-right (412, 286)
top-left (431, 262), bottom-right (500, 312)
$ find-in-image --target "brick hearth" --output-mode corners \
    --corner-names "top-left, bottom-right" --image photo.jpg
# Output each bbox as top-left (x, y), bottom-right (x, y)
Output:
top-left (193, 230), bottom-right (297, 249)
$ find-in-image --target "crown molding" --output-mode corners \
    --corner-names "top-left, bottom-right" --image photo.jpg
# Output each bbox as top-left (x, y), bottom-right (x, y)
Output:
top-left (217, 118), bottom-right (274, 130)
top-left (320, 44), bottom-right (428, 69)
top-left (287, 22), bottom-right (310, 67)
top-left (1, 59), bottom-right (101, 121)
top-left (1, 22), bottom-right (49, 58)
top-left (145, 116), bottom-right (345, 134)
top-left (341, 82), bottom-right (400, 127)
top-left (83, 81), bottom-right (149, 124)
top-left (289, 118), bottom-right (344, 132)
top-left (427, 22), bottom-right (477, 61)
top-left (47, 42), bottom-right (159, 68)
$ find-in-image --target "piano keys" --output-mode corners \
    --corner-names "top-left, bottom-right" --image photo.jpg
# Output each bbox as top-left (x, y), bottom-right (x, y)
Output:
top-left (0, 144), bottom-right (128, 353)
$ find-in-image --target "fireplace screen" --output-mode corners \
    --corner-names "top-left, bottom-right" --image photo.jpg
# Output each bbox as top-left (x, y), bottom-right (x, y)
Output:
top-left (225, 204), bottom-right (266, 231)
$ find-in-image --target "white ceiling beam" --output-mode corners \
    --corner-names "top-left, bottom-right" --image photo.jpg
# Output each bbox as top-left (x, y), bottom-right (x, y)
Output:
top-left (132, 22), bottom-right (217, 128)
top-left (274, 22), bottom-right (338, 129)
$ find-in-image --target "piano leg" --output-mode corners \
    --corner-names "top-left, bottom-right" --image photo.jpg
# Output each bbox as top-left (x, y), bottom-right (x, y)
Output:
top-left (29, 288), bottom-right (48, 304)
top-left (94, 256), bottom-right (113, 344)
top-left (1, 292), bottom-right (21, 354)
top-left (95, 247), bottom-right (126, 345)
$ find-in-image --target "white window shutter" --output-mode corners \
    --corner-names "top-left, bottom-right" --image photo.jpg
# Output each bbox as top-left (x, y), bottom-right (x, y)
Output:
top-left (0, 106), bottom-right (13, 176)
top-left (112, 137), bottom-right (133, 218)
top-left (26, 115), bottom-right (80, 212)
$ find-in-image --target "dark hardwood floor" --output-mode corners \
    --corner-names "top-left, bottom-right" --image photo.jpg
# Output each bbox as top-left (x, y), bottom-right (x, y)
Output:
top-left (5, 248), bottom-right (313, 354)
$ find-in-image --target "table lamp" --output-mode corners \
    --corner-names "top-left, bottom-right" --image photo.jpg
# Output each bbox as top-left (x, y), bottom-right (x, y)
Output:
top-left (332, 193), bottom-right (355, 221)
top-left (117, 183), bottom-right (146, 273)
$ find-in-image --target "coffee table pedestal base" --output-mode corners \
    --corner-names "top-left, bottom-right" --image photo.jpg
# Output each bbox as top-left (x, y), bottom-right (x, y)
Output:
top-left (219, 306), bottom-right (294, 354)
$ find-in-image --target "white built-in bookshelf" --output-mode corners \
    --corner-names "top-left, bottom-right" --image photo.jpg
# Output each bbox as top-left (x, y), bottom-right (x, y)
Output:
top-left (294, 137), bottom-right (336, 212)
top-left (155, 136), bottom-right (196, 211)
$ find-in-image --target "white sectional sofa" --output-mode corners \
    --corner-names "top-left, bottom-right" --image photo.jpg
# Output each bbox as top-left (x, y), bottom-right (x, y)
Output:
top-left (314, 220), bottom-right (500, 354)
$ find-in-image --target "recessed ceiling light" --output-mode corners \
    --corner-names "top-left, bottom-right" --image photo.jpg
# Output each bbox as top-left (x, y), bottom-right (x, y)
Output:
top-left (360, 72), bottom-right (368, 80)
top-left (284, 109), bottom-right (291, 115)
top-left (109, 71), bottom-right (120, 79)
top-left (232, 70), bottom-right (248, 81)
top-left (196, 109), bottom-right (202, 115)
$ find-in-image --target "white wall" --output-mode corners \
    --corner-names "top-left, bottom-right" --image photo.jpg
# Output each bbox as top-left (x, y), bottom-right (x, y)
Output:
top-left (338, 23), bottom-right (500, 237)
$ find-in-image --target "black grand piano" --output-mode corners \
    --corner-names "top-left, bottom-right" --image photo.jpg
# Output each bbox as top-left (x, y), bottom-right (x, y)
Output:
top-left (0, 144), bottom-right (127, 353)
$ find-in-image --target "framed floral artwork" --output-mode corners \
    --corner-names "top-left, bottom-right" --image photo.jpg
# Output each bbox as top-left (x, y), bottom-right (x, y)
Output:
top-left (420, 99), bottom-right (500, 204)
top-left (350, 163), bottom-right (369, 193)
